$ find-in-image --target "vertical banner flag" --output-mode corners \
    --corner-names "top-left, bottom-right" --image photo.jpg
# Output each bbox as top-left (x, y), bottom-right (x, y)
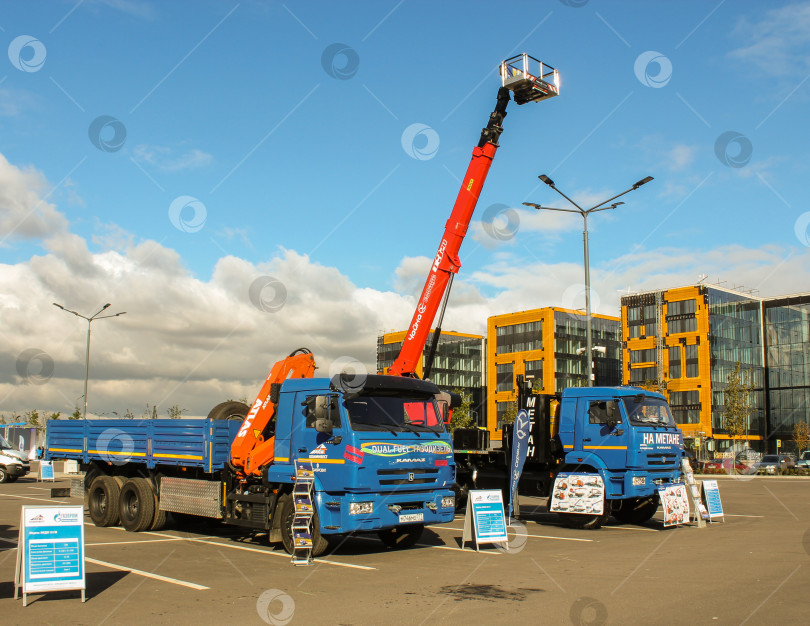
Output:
top-left (508, 407), bottom-right (531, 519)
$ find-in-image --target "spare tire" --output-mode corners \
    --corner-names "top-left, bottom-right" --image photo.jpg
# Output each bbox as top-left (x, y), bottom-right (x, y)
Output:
top-left (207, 401), bottom-right (250, 421)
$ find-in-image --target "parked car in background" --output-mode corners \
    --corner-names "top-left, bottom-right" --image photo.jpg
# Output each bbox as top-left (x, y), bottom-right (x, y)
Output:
top-left (757, 454), bottom-right (789, 474)
top-left (797, 451), bottom-right (810, 469)
top-left (780, 453), bottom-right (796, 468)
top-left (702, 458), bottom-right (751, 473)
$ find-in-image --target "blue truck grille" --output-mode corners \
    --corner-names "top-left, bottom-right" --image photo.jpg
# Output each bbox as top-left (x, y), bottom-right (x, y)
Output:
top-left (377, 468), bottom-right (439, 486)
top-left (647, 452), bottom-right (679, 466)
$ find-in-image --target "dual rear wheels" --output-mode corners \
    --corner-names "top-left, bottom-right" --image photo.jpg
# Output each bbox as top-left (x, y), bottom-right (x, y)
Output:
top-left (88, 475), bottom-right (167, 531)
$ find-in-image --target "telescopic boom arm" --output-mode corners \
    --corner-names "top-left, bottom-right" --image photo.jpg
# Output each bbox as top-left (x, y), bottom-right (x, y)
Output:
top-left (389, 54), bottom-right (559, 378)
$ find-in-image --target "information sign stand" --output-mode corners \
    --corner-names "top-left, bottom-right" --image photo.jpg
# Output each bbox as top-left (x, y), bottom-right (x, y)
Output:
top-left (462, 490), bottom-right (508, 551)
top-left (14, 505), bottom-right (85, 606)
top-left (701, 479), bottom-right (725, 523)
top-left (681, 459), bottom-right (707, 528)
top-left (38, 461), bottom-right (55, 482)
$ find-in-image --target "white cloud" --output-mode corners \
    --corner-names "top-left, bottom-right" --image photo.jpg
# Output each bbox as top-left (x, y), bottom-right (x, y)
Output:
top-left (728, 3), bottom-right (810, 77)
top-left (0, 154), bottom-right (69, 242)
top-left (3, 154), bottom-right (809, 419)
top-left (132, 145), bottom-right (213, 172)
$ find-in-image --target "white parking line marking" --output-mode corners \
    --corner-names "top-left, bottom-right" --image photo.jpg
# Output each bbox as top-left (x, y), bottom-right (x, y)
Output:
top-left (602, 525), bottom-right (659, 532)
top-left (725, 514), bottom-right (764, 518)
top-left (3, 493), bottom-right (70, 504)
top-left (86, 557), bottom-right (209, 590)
top-left (427, 525), bottom-right (594, 542)
top-left (86, 524), bottom-right (376, 571)
top-left (86, 538), bottom-right (185, 546)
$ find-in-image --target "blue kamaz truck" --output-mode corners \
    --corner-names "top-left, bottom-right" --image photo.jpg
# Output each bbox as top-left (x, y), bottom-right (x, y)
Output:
top-left (453, 379), bottom-right (684, 529)
top-left (46, 364), bottom-right (456, 556)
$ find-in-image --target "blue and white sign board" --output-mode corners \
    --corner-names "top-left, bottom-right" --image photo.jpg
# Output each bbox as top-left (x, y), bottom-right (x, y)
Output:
top-left (462, 489), bottom-right (508, 551)
top-left (14, 505), bottom-right (86, 606)
top-left (701, 479), bottom-right (725, 522)
top-left (39, 460), bottom-right (55, 482)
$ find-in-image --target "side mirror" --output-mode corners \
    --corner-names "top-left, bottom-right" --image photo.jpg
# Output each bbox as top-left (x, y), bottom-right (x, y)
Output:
top-left (313, 396), bottom-right (336, 433)
top-left (314, 418), bottom-right (333, 434)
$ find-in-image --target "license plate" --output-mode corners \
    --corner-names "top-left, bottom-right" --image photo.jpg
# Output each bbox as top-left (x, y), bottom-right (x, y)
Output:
top-left (398, 513), bottom-right (424, 523)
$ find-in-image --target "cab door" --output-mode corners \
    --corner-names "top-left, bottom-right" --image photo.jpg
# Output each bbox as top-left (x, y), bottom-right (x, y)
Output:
top-left (579, 399), bottom-right (628, 470)
top-left (291, 392), bottom-right (348, 492)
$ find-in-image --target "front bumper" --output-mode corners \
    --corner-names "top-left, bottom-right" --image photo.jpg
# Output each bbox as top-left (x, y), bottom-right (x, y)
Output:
top-left (318, 490), bottom-right (456, 534)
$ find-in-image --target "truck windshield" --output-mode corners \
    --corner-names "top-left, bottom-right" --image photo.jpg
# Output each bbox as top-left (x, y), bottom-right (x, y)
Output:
top-left (622, 396), bottom-right (675, 427)
top-left (345, 395), bottom-right (445, 433)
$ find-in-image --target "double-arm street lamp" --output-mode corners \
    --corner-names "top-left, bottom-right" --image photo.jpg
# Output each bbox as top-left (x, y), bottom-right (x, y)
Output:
top-left (524, 174), bottom-right (653, 386)
top-left (53, 302), bottom-right (127, 417)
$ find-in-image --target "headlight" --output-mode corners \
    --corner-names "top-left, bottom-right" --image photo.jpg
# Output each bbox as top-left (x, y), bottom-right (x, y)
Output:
top-left (632, 476), bottom-right (646, 486)
top-left (441, 496), bottom-right (455, 509)
top-left (349, 502), bottom-right (373, 515)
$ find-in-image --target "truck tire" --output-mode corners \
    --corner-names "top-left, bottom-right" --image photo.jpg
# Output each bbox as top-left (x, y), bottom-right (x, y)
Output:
top-left (0, 467), bottom-right (9, 483)
top-left (88, 475), bottom-right (122, 527)
top-left (378, 524), bottom-right (424, 549)
top-left (614, 496), bottom-right (659, 525)
top-left (207, 401), bottom-right (250, 421)
top-left (150, 492), bottom-right (168, 530)
top-left (558, 512), bottom-right (609, 530)
top-left (278, 494), bottom-right (329, 557)
top-left (119, 478), bottom-right (156, 532)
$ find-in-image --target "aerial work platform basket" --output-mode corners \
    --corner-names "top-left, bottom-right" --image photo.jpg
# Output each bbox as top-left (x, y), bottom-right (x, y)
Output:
top-left (500, 54), bottom-right (560, 105)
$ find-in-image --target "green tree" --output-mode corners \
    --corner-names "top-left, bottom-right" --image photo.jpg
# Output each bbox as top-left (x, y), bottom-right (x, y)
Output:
top-left (142, 403), bottom-right (158, 419)
top-left (723, 362), bottom-right (753, 465)
top-left (68, 406), bottom-right (83, 420)
top-left (501, 401), bottom-right (518, 426)
top-left (24, 409), bottom-right (41, 431)
top-left (448, 389), bottom-right (474, 432)
top-left (48, 411), bottom-right (61, 421)
top-left (793, 421), bottom-right (810, 455)
top-left (167, 404), bottom-right (187, 419)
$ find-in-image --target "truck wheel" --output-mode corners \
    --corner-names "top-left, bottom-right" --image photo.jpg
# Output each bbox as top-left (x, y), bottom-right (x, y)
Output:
top-left (207, 401), bottom-right (250, 421)
top-left (278, 494), bottom-right (329, 557)
top-left (150, 495), bottom-right (168, 530)
top-left (558, 512), bottom-right (609, 530)
top-left (119, 478), bottom-right (156, 532)
top-left (88, 475), bottom-right (122, 527)
top-left (0, 467), bottom-right (9, 483)
top-left (378, 524), bottom-right (424, 549)
top-left (614, 496), bottom-right (659, 525)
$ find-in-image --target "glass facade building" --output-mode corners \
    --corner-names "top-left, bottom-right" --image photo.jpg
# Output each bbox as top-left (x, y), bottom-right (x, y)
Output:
top-left (376, 330), bottom-right (486, 425)
top-left (622, 285), bottom-right (768, 454)
top-left (488, 307), bottom-right (621, 439)
top-left (763, 294), bottom-right (810, 447)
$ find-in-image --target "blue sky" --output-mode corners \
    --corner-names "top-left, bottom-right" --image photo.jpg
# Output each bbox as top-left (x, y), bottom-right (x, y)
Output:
top-left (2, 0), bottom-right (810, 416)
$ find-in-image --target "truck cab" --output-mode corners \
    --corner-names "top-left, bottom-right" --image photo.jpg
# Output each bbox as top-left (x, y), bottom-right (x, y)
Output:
top-left (555, 386), bottom-right (683, 525)
top-left (266, 375), bottom-right (457, 548)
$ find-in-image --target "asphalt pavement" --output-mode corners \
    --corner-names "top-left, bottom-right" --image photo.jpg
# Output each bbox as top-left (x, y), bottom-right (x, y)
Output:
top-left (1, 474), bottom-right (809, 625)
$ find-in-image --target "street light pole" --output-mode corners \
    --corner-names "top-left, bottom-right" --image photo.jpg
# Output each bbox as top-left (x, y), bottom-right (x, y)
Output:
top-left (524, 174), bottom-right (653, 386)
top-left (53, 302), bottom-right (127, 417)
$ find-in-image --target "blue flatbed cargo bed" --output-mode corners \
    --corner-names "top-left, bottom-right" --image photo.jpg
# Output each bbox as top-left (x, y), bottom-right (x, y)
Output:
top-left (45, 418), bottom-right (241, 472)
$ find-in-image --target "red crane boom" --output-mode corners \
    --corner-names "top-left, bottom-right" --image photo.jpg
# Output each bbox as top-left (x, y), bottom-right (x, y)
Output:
top-left (389, 54), bottom-right (559, 378)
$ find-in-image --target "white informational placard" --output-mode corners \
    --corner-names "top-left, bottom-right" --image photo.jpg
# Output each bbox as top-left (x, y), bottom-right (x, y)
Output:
top-left (39, 461), bottom-right (55, 482)
top-left (702, 480), bottom-right (725, 521)
top-left (549, 473), bottom-right (605, 515)
top-left (64, 460), bottom-right (79, 474)
top-left (658, 484), bottom-right (689, 527)
top-left (15, 505), bottom-right (86, 606)
top-left (462, 490), bottom-right (508, 551)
